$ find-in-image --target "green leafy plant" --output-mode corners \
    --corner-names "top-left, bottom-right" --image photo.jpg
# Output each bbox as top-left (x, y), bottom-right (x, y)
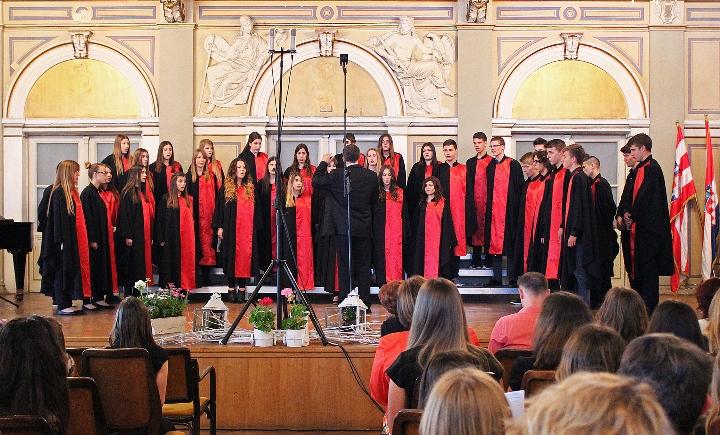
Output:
top-left (137, 282), bottom-right (188, 319)
top-left (249, 297), bottom-right (276, 332)
top-left (281, 303), bottom-right (308, 330)
top-left (341, 307), bottom-right (357, 326)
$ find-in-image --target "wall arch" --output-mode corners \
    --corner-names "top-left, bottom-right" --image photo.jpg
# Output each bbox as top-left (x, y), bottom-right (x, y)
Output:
top-left (249, 39), bottom-right (404, 117)
top-left (495, 42), bottom-right (648, 120)
top-left (6, 42), bottom-right (158, 118)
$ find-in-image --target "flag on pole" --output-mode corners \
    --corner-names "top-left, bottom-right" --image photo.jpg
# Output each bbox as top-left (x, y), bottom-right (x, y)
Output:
top-left (669, 122), bottom-right (698, 291)
top-left (702, 115), bottom-right (719, 279)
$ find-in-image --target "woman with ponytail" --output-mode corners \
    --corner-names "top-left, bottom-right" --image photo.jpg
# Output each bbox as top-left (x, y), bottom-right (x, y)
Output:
top-left (118, 166), bottom-right (155, 294)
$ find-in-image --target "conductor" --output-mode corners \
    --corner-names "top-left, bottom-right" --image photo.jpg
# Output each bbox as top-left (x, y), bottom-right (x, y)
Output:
top-left (313, 144), bottom-right (378, 308)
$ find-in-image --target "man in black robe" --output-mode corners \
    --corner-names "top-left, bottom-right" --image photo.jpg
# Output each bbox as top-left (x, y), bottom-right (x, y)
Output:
top-left (616, 133), bottom-right (674, 314)
top-left (314, 144), bottom-right (378, 308)
top-left (437, 139), bottom-right (466, 281)
top-left (583, 155), bottom-right (619, 308)
top-left (559, 144), bottom-right (599, 305)
top-left (466, 132), bottom-right (492, 269)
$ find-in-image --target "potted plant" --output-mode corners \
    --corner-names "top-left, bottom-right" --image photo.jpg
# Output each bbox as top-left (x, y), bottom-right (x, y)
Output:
top-left (137, 281), bottom-right (189, 335)
top-left (249, 297), bottom-right (276, 347)
top-left (281, 288), bottom-right (309, 347)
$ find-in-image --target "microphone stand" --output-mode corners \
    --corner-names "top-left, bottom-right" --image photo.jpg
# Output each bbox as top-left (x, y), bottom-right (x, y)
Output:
top-left (339, 53), bottom-right (353, 296)
top-left (341, 53), bottom-right (348, 146)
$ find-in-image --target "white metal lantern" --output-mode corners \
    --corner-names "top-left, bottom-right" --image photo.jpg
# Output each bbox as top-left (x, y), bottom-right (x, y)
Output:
top-left (193, 293), bottom-right (229, 331)
top-left (336, 290), bottom-right (368, 332)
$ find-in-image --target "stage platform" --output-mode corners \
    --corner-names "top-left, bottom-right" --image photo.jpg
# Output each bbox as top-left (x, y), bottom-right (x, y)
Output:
top-left (0, 292), bottom-right (694, 432)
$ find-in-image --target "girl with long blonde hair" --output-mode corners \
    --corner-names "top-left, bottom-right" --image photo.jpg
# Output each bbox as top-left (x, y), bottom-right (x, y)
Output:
top-left (101, 134), bottom-right (132, 190)
top-left (186, 148), bottom-right (220, 284)
top-left (281, 172), bottom-right (314, 290)
top-left (364, 148), bottom-right (381, 175)
top-left (156, 172), bottom-right (196, 290)
top-left (200, 138), bottom-right (225, 189)
top-left (117, 166), bottom-right (154, 293)
top-left (213, 158), bottom-right (261, 302)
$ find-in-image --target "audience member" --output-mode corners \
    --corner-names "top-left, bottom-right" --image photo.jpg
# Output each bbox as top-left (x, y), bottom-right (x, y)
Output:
top-left (420, 368), bottom-right (509, 435)
top-left (418, 350), bottom-right (490, 407)
top-left (39, 316), bottom-right (76, 376)
top-left (507, 372), bottom-right (674, 435)
top-left (109, 297), bottom-right (169, 406)
top-left (648, 300), bottom-right (707, 351)
top-left (596, 286), bottom-right (649, 343)
top-left (696, 278), bottom-right (720, 336)
top-left (0, 316), bottom-right (69, 434)
top-left (385, 278), bottom-right (502, 432)
top-left (705, 353), bottom-right (720, 434)
top-left (488, 272), bottom-right (549, 354)
top-left (508, 291), bottom-right (592, 391)
top-left (555, 324), bottom-right (625, 381)
top-left (619, 333), bottom-right (712, 435)
top-left (707, 290), bottom-right (720, 355)
top-left (379, 280), bottom-right (404, 336)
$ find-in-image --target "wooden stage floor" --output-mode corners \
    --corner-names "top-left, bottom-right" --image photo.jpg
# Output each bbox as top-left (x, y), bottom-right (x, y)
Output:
top-left (0, 292), bottom-right (695, 433)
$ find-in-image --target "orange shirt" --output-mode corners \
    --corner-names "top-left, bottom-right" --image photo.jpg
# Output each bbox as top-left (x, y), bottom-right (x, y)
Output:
top-left (488, 305), bottom-right (541, 354)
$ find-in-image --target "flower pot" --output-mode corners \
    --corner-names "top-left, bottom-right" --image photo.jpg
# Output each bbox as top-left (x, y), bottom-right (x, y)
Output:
top-left (284, 329), bottom-right (305, 347)
top-left (253, 329), bottom-right (275, 347)
top-left (151, 315), bottom-right (186, 336)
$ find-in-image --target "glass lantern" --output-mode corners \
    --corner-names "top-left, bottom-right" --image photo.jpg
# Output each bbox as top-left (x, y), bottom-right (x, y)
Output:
top-left (336, 290), bottom-right (368, 332)
top-left (193, 293), bottom-right (229, 331)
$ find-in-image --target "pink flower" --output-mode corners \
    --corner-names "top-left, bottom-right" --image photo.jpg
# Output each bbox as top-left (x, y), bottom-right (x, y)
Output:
top-left (281, 288), bottom-right (293, 298)
top-left (260, 297), bottom-right (274, 307)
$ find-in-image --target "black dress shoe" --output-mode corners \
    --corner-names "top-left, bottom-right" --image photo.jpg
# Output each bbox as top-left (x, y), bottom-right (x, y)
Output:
top-left (237, 291), bottom-right (247, 303)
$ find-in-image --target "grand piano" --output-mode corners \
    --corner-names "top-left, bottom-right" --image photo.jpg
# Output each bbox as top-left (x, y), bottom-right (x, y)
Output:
top-left (0, 219), bottom-right (33, 307)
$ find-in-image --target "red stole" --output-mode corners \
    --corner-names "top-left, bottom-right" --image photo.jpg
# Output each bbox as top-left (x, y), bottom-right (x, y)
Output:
top-left (384, 190), bottom-right (404, 281)
top-left (591, 176), bottom-right (599, 203)
top-left (234, 191), bottom-right (254, 277)
top-left (255, 153), bottom-right (269, 182)
top-left (198, 175), bottom-right (216, 266)
top-left (449, 163), bottom-right (467, 256)
top-left (140, 194), bottom-right (153, 284)
top-left (546, 168), bottom-right (567, 279)
top-left (301, 165), bottom-right (316, 196)
top-left (179, 197), bottom-right (196, 289)
top-left (383, 154), bottom-right (401, 178)
top-left (121, 156), bottom-right (131, 172)
top-left (472, 155), bottom-right (491, 246)
top-left (72, 191), bottom-right (92, 298)
top-left (358, 153), bottom-right (366, 167)
top-left (294, 194), bottom-right (314, 289)
top-left (424, 198), bottom-right (445, 278)
top-left (489, 158), bottom-right (511, 255)
top-left (210, 160), bottom-right (224, 190)
top-left (630, 164), bottom-right (646, 279)
top-left (164, 162), bottom-right (181, 191)
top-left (270, 184), bottom-right (277, 258)
top-left (99, 191), bottom-right (118, 294)
top-left (424, 164), bottom-right (433, 178)
top-left (144, 182), bottom-right (156, 220)
top-left (523, 177), bottom-right (545, 272)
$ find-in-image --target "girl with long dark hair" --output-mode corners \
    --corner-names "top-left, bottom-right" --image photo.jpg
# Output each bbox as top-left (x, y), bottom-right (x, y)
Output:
top-left (149, 140), bottom-right (183, 202)
top-left (378, 133), bottom-right (407, 188)
top-left (258, 157), bottom-right (279, 269)
top-left (118, 166), bottom-right (154, 292)
top-left (283, 143), bottom-right (316, 195)
top-left (373, 165), bottom-right (407, 284)
top-left (406, 142), bottom-right (439, 223)
top-left (238, 131), bottom-right (269, 185)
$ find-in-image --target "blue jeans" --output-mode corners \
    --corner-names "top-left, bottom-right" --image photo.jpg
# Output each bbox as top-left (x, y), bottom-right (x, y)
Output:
top-left (574, 244), bottom-right (589, 305)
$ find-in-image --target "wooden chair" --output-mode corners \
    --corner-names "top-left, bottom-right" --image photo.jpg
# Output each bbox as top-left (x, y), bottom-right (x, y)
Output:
top-left (66, 347), bottom-right (87, 376)
top-left (81, 348), bottom-right (163, 435)
top-left (394, 409), bottom-right (422, 435)
top-left (161, 347), bottom-right (216, 435)
top-left (67, 377), bottom-right (107, 435)
top-left (521, 369), bottom-right (556, 397)
top-left (494, 348), bottom-right (533, 390)
top-left (0, 415), bottom-right (52, 435)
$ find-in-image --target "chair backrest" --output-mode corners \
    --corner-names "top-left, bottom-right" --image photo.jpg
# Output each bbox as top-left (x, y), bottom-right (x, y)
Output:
top-left (164, 347), bottom-right (194, 404)
top-left (521, 369), bottom-right (556, 397)
top-left (67, 377), bottom-right (106, 435)
top-left (81, 348), bottom-right (162, 434)
top-left (0, 415), bottom-right (52, 435)
top-left (394, 409), bottom-right (422, 435)
top-left (495, 348), bottom-right (534, 390)
top-left (66, 347), bottom-right (87, 377)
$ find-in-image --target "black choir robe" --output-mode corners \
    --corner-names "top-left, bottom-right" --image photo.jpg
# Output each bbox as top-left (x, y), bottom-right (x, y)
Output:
top-left (281, 193), bottom-right (315, 290)
top-left (155, 194), bottom-right (197, 289)
top-left (406, 162), bottom-right (439, 224)
top-left (101, 154), bottom-right (131, 191)
top-left (511, 174), bottom-right (547, 281)
top-left (410, 198), bottom-right (457, 279)
top-left (437, 161), bottom-right (468, 257)
top-left (380, 153), bottom-right (407, 188)
top-left (238, 149), bottom-right (269, 185)
top-left (312, 177), bottom-right (339, 293)
top-left (257, 180), bottom-right (278, 271)
top-left (117, 191), bottom-right (153, 289)
top-left (616, 156), bottom-right (674, 281)
top-left (559, 169), bottom-right (600, 293)
top-left (373, 189), bottom-right (408, 285)
top-left (212, 187), bottom-right (262, 279)
top-left (590, 175), bottom-right (619, 307)
top-left (465, 154), bottom-right (492, 247)
top-left (186, 171), bottom-right (221, 282)
top-left (149, 161), bottom-right (183, 203)
top-left (484, 156), bottom-right (524, 259)
top-left (80, 184), bottom-right (113, 299)
top-left (37, 185), bottom-right (53, 233)
top-left (532, 167), bottom-right (571, 278)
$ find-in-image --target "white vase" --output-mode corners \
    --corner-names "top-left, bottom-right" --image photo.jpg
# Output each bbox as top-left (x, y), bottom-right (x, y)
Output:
top-left (151, 315), bottom-right (186, 335)
top-left (253, 328), bottom-right (275, 347)
top-left (284, 329), bottom-right (304, 347)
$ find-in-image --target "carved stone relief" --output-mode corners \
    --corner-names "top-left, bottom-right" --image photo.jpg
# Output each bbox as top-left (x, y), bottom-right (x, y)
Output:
top-left (161, 0), bottom-right (185, 23)
top-left (561, 33), bottom-right (582, 60)
top-left (466, 0), bottom-right (489, 23)
top-left (71, 31), bottom-right (92, 59)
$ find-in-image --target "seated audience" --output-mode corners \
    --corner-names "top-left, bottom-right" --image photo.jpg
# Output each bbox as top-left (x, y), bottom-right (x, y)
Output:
top-left (696, 278), bottom-right (720, 336)
top-left (648, 300), bottom-right (707, 351)
top-left (705, 353), bottom-right (720, 434)
top-left (385, 278), bottom-right (503, 432)
top-left (41, 316), bottom-right (76, 376)
top-left (508, 291), bottom-right (592, 391)
top-left (418, 350), bottom-right (491, 407)
top-left (619, 333), bottom-right (712, 435)
top-left (507, 372), bottom-right (674, 435)
top-left (0, 316), bottom-right (69, 434)
top-left (488, 272), bottom-right (549, 354)
top-left (708, 291), bottom-right (720, 356)
top-left (555, 324), bottom-right (625, 381)
top-left (379, 280), bottom-right (404, 336)
top-left (596, 286), bottom-right (649, 343)
top-left (420, 368), bottom-right (509, 435)
top-left (369, 276), bottom-right (481, 410)
top-left (109, 297), bottom-right (169, 406)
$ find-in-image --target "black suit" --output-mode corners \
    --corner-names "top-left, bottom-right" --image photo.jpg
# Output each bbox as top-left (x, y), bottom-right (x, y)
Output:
top-left (313, 161), bottom-right (378, 305)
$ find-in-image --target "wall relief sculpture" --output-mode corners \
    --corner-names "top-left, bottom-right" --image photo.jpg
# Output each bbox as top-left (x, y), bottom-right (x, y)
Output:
top-left (317, 30), bottom-right (336, 57)
top-left (561, 33), bottom-right (582, 60)
top-left (467, 0), bottom-right (489, 23)
top-left (367, 16), bottom-right (456, 115)
top-left (161, 0), bottom-right (185, 23)
top-left (71, 31), bottom-right (92, 59)
top-left (201, 15), bottom-right (269, 113)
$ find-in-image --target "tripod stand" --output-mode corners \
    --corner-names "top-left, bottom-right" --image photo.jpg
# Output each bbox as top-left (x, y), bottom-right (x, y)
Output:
top-left (222, 30), bottom-right (328, 346)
